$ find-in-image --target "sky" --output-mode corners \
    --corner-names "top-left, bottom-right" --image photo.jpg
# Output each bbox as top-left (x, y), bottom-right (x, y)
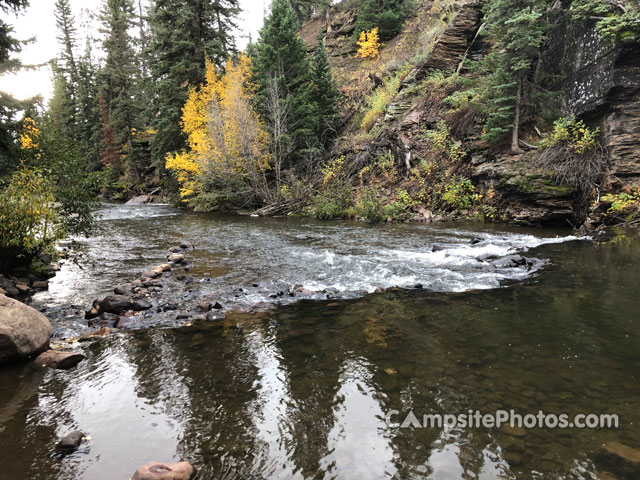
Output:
top-left (0, 0), bottom-right (269, 102)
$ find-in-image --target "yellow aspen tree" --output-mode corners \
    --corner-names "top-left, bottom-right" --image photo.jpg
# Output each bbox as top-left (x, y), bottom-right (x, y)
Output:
top-left (356, 27), bottom-right (382, 59)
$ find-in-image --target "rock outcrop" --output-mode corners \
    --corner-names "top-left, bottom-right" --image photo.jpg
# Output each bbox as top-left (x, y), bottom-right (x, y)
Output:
top-left (0, 294), bottom-right (52, 365)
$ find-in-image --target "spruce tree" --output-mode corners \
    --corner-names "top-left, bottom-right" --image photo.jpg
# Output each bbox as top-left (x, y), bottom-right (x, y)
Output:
top-left (481, 0), bottom-right (550, 153)
top-left (355, 0), bottom-right (409, 41)
top-left (251, 0), bottom-right (316, 172)
top-left (100, 0), bottom-right (142, 180)
top-left (0, 0), bottom-right (30, 176)
top-left (148, 0), bottom-right (238, 170)
top-left (311, 38), bottom-right (340, 148)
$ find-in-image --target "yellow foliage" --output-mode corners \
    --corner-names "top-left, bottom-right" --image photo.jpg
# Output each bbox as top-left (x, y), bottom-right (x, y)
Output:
top-left (19, 117), bottom-right (39, 150)
top-left (166, 54), bottom-right (270, 200)
top-left (357, 28), bottom-right (382, 59)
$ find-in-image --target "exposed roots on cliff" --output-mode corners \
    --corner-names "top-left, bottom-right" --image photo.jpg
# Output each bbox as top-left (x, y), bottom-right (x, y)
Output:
top-left (536, 144), bottom-right (610, 194)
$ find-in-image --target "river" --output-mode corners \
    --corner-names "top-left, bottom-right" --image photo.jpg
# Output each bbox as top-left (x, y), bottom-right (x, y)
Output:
top-left (0, 203), bottom-right (638, 479)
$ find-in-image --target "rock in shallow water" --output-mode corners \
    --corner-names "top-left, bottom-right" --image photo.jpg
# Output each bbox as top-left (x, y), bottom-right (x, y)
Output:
top-left (99, 295), bottom-right (133, 314)
top-left (34, 350), bottom-right (84, 370)
top-left (131, 461), bottom-right (196, 480)
top-left (596, 442), bottom-right (640, 479)
top-left (57, 431), bottom-right (84, 452)
top-left (0, 294), bottom-right (52, 365)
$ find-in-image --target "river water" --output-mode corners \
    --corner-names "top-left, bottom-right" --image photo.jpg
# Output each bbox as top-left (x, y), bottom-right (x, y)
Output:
top-left (0, 204), bottom-right (638, 479)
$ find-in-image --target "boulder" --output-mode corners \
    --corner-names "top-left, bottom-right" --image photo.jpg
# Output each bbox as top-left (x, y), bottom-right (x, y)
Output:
top-left (159, 264), bottom-right (172, 272)
top-left (492, 255), bottom-right (534, 269)
top-left (32, 280), bottom-right (49, 290)
top-left (180, 241), bottom-right (194, 250)
top-left (57, 431), bottom-right (85, 451)
top-left (168, 253), bottom-right (185, 264)
top-left (0, 294), bottom-right (52, 365)
top-left (99, 295), bottom-right (133, 314)
top-left (131, 462), bottom-right (196, 480)
top-left (34, 350), bottom-right (85, 370)
top-left (126, 195), bottom-right (151, 205)
top-left (84, 307), bottom-right (100, 320)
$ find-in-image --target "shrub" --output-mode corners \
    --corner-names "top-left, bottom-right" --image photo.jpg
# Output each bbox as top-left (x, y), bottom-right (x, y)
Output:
top-left (313, 186), bottom-right (353, 220)
top-left (356, 28), bottom-right (382, 59)
top-left (360, 66), bottom-right (411, 132)
top-left (356, 187), bottom-right (385, 222)
top-left (0, 167), bottom-right (64, 269)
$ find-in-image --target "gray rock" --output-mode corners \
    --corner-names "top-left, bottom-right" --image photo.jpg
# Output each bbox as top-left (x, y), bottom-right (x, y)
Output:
top-left (0, 294), bottom-right (52, 365)
top-left (126, 194), bottom-right (151, 205)
top-left (132, 300), bottom-right (152, 311)
top-left (99, 295), bottom-right (133, 314)
top-left (57, 431), bottom-right (84, 451)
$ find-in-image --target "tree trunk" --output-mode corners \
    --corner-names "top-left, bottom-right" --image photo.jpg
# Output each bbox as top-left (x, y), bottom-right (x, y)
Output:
top-left (511, 74), bottom-right (524, 155)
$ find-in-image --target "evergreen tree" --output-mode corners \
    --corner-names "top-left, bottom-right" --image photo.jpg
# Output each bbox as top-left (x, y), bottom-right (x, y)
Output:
top-left (54, 0), bottom-right (78, 82)
top-left (251, 0), bottom-right (316, 173)
top-left (311, 38), bottom-right (340, 148)
top-left (0, 0), bottom-right (32, 176)
top-left (289, 0), bottom-right (331, 23)
top-left (355, 0), bottom-right (410, 41)
top-left (100, 0), bottom-right (143, 180)
top-left (75, 41), bottom-right (101, 164)
top-left (148, 0), bottom-right (239, 170)
top-left (481, 0), bottom-right (551, 153)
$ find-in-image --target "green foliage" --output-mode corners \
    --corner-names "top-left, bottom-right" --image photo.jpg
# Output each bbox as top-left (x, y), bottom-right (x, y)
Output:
top-left (312, 185), bottom-right (353, 219)
top-left (0, 167), bottom-right (64, 269)
top-left (479, 0), bottom-right (554, 146)
top-left (311, 39), bottom-right (341, 148)
top-left (148, 0), bottom-right (239, 169)
top-left (571, 0), bottom-right (640, 44)
top-left (355, 0), bottom-right (412, 40)
top-left (356, 186), bottom-right (385, 222)
top-left (251, 0), bottom-right (316, 168)
top-left (289, 0), bottom-right (331, 23)
top-left (421, 120), bottom-right (467, 162)
top-left (361, 65), bottom-right (410, 132)
top-left (602, 188), bottom-right (640, 213)
top-left (439, 175), bottom-right (478, 210)
top-left (540, 117), bottom-right (600, 154)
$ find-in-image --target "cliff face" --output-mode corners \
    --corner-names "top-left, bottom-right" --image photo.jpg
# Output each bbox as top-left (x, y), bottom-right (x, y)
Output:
top-left (302, 0), bottom-right (640, 228)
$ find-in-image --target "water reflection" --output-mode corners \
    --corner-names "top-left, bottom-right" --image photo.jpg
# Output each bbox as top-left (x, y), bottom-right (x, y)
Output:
top-left (1, 218), bottom-right (638, 479)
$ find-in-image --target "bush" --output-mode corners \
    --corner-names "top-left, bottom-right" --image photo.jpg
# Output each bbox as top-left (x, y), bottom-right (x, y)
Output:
top-left (356, 187), bottom-right (385, 222)
top-left (0, 167), bottom-right (64, 270)
top-left (313, 186), bottom-right (353, 220)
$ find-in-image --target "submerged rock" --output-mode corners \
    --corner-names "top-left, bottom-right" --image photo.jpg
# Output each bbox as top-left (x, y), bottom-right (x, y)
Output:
top-left (491, 255), bottom-right (534, 269)
top-left (132, 300), bottom-right (152, 311)
top-left (57, 431), bottom-right (85, 452)
top-left (131, 461), bottom-right (196, 480)
top-left (34, 350), bottom-right (84, 370)
top-left (0, 294), bottom-right (52, 365)
top-left (596, 442), bottom-right (640, 479)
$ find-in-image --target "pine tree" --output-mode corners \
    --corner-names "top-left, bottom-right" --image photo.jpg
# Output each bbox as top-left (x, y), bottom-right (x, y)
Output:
top-left (355, 0), bottom-right (409, 41)
top-left (311, 38), bottom-right (340, 148)
top-left (289, 0), bottom-right (331, 23)
top-left (100, 0), bottom-right (142, 180)
top-left (251, 0), bottom-right (316, 174)
top-left (0, 0), bottom-right (31, 176)
top-left (148, 0), bottom-right (239, 170)
top-left (54, 0), bottom-right (78, 82)
top-left (481, 0), bottom-right (550, 153)
top-left (75, 41), bottom-right (101, 164)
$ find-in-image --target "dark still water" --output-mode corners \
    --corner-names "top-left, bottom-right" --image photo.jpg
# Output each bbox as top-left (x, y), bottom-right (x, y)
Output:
top-left (0, 204), bottom-right (638, 479)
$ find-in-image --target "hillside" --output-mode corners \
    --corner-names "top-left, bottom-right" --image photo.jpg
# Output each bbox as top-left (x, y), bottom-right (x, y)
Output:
top-left (296, 0), bottom-right (640, 229)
